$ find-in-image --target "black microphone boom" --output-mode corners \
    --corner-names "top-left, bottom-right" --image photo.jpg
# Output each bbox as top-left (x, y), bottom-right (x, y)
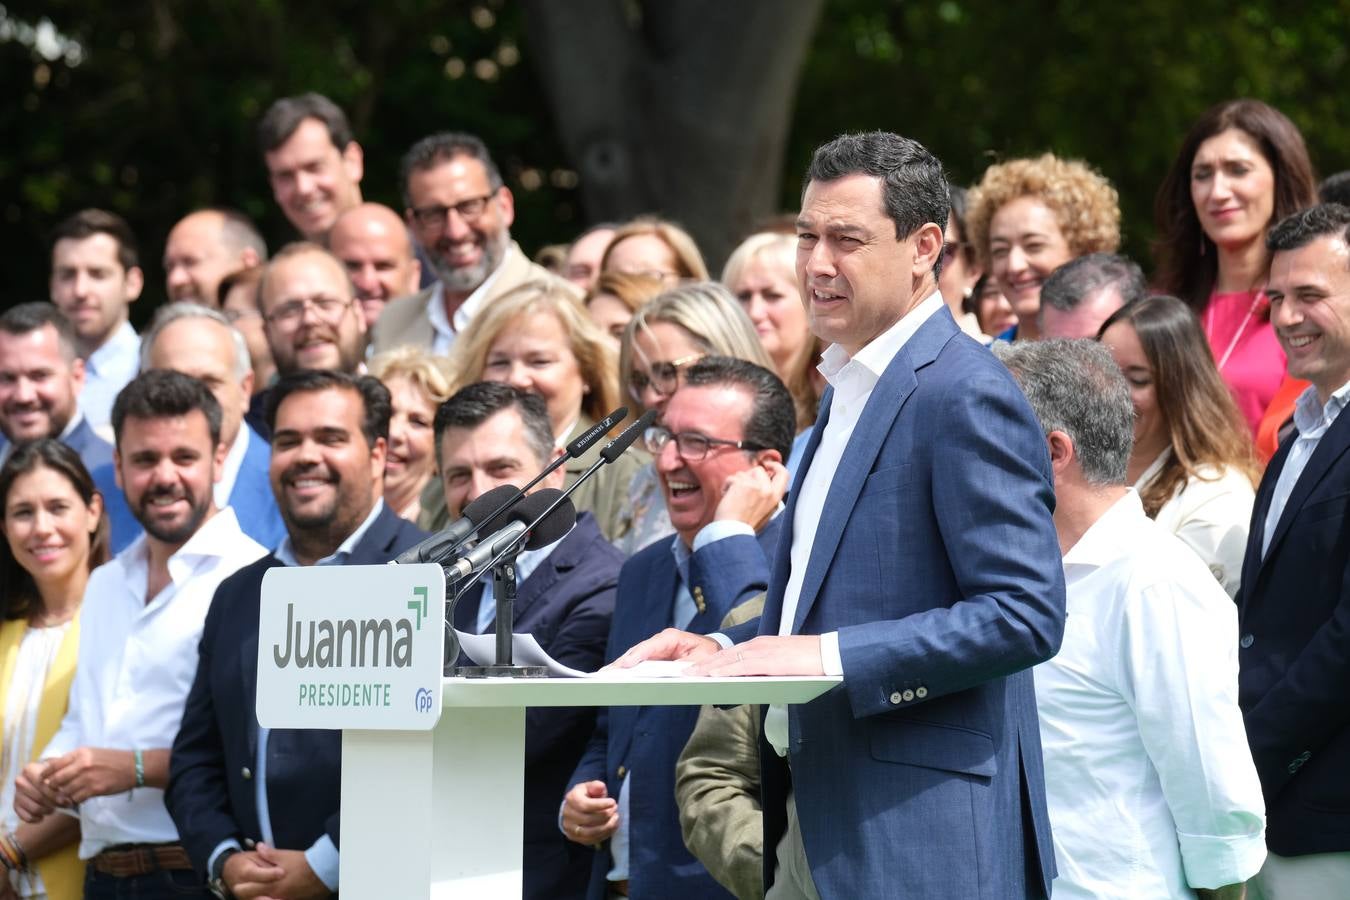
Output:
top-left (391, 484), bottom-right (519, 565)
top-left (600, 408), bottom-right (658, 463)
top-left (565, 406), bottom-right (628, 458)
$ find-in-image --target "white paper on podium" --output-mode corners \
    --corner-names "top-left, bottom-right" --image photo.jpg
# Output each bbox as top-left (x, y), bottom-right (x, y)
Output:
top-left (453, 629), bottom-right (692, 678)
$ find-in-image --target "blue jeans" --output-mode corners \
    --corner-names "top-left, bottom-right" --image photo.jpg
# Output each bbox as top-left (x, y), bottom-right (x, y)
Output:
top-left (83, 866), bottom-right (209, 899)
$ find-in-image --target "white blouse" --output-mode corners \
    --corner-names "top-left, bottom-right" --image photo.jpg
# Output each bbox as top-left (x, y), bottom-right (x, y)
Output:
top-left (1134, 453), bottom-right (1255, 600)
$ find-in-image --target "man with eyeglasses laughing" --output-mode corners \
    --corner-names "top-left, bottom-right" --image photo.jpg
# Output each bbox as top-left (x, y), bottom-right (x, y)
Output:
top-left (372, 131), bottom-right (580, 356)
top-left (562, 356), bottom-right (794, 899)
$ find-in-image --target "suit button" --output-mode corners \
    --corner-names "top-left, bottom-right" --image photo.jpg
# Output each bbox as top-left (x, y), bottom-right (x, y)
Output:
top-left (1288, 761), bottom-right (1300, 774)
top-left (241, 767), bottom-right (252, 781)
top-left (616, 765), bottom-right (627, 780)
top-left (243, 838), bottom-right (256, 850)
top-left (902, 689), bottom-right (915, 702)
top-left (1240, 634), bottom-right (1254, 649)
top-left (1299, 750), bottom-right (1312, 762)
top-left (915, 687), bottom-right (928, 699)
top-left (889, 691), bottom-right (903, 705)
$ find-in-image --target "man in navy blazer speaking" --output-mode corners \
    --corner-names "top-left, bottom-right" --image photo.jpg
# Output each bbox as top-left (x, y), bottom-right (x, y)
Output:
top-left (618, 132), bottom-right (1067, 899)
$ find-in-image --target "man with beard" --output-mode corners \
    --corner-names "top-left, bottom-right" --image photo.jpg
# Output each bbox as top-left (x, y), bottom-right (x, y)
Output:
top-left (15, 370), bottom-right (265, 898)
top-left (371, 131), bottom-right (580, 356)
top-left (167, 371), bottom-right (425, 900)
top-left (328, 202), bottom-right (421, 330)
top-left (163, 209), bottom-right (268, 307)
top-left (0, 302), bottom-right (113, 473)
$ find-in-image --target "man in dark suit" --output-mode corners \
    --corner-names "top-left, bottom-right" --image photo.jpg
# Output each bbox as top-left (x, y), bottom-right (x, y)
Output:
top-left (1239, 203), bottom-right (1350, 898)
top-left (564, 357), bottom-right (795, 899)
top-left (435, 381), bottom-right (623, 900)
top-left (95, 302), bottom-right (286, 551)
top-left (620, 133), bottom-right (1066, 899)
top-left (0, 302), bottom-right (113, 473)
top-left (166, 370), bottom-right (425, 899)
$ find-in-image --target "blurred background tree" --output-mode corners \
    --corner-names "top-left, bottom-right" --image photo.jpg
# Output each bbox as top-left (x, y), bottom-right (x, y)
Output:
top-left (2, 0), bottom-right (1347, 323)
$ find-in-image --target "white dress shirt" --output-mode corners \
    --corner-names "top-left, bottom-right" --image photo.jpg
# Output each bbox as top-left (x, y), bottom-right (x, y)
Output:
top-left (425, 245), bottom-right (514, 356)
top-left (80, 321), bottom-right (141, 441)
top-left (763, 292), bottom-right (943, 757)
top-left (42, 508), bottom-right (265, 858)
top-left (1134, 453), bottom-right (1255, 599)
top-left (1038, 491), bottom-right (1266, 898)
top-left (1262, 380), bottom-right (1350, 558)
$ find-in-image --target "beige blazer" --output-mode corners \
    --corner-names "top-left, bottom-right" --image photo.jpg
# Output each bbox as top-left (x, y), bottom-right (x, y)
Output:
top-left (370, 241), bottom-right (579, 355)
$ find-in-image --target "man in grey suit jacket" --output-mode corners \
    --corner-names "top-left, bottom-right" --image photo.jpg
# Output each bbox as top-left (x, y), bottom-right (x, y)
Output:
top-left (371, 131), bottom-right (579, 356)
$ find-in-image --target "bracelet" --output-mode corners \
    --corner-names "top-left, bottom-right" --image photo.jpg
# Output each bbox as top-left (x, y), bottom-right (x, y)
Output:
top-left (0, 831), bottom-right (25, 872)
top-left (134, 749), bottom-right (145, 788)
top-left (6, 831), bottom-right (27, 871)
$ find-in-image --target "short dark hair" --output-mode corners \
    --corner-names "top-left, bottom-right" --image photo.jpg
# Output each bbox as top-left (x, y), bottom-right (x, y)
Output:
top-left (804, 131), bottom-right (949, 275)
top-left (0, 303), bottom-right (80, 362)
top-left (266, 370), bottom-right (391, 449)
top-left (682, 356), bottom-right (796, 462)
top-left (257, 92), bottom-right (355, 156)
top-left (433, 381), bottom-right (553, 467)
top-left (112, 369), bottom-right (223, 449)
top-left (1267, 203), bottom-right (1350, 259)
top-left (400, 132), bottom-right (503, 208)
top-left (1040, 252), bottom-right (1147, 313)
top-left (50, 208), bottom-right (140, 271)
top-left (1319, 172), bottom-right (1350, 207)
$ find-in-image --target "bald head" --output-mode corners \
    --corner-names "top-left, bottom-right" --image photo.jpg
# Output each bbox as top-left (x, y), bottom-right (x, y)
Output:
top-left (329, 202), bottom-right (421, 328)
top-left (164, 209), bottom-right (266, 305)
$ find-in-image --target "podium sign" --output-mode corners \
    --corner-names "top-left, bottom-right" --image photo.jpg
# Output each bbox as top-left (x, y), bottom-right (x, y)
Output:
top-left (256, 563), bottom-right (445, 730)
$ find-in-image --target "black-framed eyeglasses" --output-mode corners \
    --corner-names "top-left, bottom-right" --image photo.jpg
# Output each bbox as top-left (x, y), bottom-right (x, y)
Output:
top-left (409, 193), bottom-right (497, 229)
top-left (642, 425), bottom-right (766, 461)
top-left (264, 295), bottom-right (355, 327)
top-left (627, 352), bottom-right (704, 402)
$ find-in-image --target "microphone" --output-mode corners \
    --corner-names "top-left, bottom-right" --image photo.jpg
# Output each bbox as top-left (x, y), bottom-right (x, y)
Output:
top-left (455, 406), bottom-right (628, 551)
top-left (391, 484), bottom-right (520, 565)
top-left (443, 489), bottom-right (576, 581)
top-left (600, 409), bottom-right (657, 464)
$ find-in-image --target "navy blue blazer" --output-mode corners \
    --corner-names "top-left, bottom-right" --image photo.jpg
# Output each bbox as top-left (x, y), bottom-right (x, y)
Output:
top-left (63, 416), bottom-right (113, 474)
top-left (568, 517), bottom-right (781, 900)
top-left (1237, 401), bottom-right (1350, 856)
top-left (723, 309), bottom-right (1064, 899)
top-left (166, 503), bottom-right (426, 877)
top-left (453, 512), bottom-right (622, 900)
top-left (95, 425), bottom-right (286, 553)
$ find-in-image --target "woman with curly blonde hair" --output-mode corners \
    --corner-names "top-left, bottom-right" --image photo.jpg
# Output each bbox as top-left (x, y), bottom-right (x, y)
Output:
top-left (967, 153), bottom-right (1121, 341)
top-left (444, 281), bottom-right (638, 539)
top-left (368, 347), bottom-right (455, 525)
top-left (600, 216), bottom-right (710, 284)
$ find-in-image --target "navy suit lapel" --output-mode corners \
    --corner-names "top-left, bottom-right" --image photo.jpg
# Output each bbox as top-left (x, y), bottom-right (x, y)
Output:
top-left (1260, 404), bottom-right (1350, 570)
top-left (788, 315), bottom-right (953, 633)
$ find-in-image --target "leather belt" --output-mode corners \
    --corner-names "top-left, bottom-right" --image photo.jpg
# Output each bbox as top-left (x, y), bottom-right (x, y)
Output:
top-left (90, 843), bottom-right (194, 877)
top-left (608, 878), bottom-right (631, 897)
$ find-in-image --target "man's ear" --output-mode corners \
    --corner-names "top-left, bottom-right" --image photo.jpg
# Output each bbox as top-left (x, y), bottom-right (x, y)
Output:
top-left (912, 222), bottom-right (945, 279)
top-left (1046, 430), bottom-right (1074, 481)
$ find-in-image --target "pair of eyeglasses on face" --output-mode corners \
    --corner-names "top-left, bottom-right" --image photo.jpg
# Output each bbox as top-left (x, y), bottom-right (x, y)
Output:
top-left (642, 425), bottom-right (766, 461)
top-left (264, 295), bottom-right (355, 327)
top-left (409, 192), bottom-right (497, 230)
top-left (626, 352), bottom-right (704, 402)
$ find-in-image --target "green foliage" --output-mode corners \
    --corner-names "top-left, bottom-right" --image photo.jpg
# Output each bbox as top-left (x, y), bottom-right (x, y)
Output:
top-left (3, 0), bottom-right (1347, 318)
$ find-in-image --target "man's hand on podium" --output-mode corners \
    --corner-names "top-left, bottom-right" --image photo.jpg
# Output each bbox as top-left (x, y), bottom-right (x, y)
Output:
top-left (688, 636), bottom-right (825, 677)
top-left (562, 782), bottom-right (619, 847)
top-left (610, 628), bottom-right (721, 670)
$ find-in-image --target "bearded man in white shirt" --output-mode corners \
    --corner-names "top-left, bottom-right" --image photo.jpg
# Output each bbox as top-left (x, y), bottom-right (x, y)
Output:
top-left (997, 338), bottom-right (1267, 900)
top-left (14, 369), bottom-right (264, 898)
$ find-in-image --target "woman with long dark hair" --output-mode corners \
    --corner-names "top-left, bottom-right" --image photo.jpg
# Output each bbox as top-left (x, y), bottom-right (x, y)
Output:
top-left (1154, 99), bottom-right (1318, 435)
top-left (0, 440), bottom-right (109, 899)
top-left (1098, 296), bottom-right (1260, 597)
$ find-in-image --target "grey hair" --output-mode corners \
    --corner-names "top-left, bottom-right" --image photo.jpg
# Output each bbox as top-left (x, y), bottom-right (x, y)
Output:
top-left (994, 339), bottom-right (1133, 486)
top-left (140, 301), bottom-right (252, 382)
top-left (1039, 252), bottom-right (1147, 314)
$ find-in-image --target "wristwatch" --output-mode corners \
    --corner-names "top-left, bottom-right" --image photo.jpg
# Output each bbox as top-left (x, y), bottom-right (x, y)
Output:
top-left (208, 847), bottom-right (240, 899)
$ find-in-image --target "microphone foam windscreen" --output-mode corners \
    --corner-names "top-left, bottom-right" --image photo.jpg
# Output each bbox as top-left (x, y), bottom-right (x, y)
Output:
top-left (512, 488), bottom-right (577, 549)
top-left (462, 483), bottom-right (521, 524)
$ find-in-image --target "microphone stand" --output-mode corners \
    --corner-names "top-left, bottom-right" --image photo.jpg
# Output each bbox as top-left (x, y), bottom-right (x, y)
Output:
top-left (456, 550), bottom-right (548, 679)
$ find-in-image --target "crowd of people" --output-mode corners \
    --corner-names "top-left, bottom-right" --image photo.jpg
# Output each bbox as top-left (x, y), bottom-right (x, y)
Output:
top-left (0, 89), bottom-right (1346, 900)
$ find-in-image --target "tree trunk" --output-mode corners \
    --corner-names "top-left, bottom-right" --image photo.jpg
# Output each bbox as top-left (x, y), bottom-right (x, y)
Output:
top-left (522, 0), bottom-right (823, 270)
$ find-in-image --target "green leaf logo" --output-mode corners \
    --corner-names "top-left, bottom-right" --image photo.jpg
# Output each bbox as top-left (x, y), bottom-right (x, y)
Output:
top-left (408, 586), bottom-right (428, 630)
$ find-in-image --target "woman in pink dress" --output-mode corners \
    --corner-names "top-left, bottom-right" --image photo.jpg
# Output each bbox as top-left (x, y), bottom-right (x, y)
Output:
top-left (1154, 99), bottom-right (1318, 433)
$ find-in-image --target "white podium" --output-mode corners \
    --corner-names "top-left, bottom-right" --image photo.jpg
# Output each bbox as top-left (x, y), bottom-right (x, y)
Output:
top-left (339, 674), bottom-right (841, 898)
